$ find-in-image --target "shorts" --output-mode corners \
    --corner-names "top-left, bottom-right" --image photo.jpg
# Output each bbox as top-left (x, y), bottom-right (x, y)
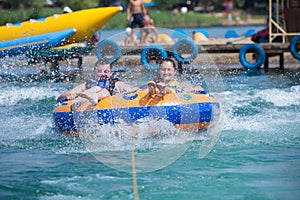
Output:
top-left (130, 13), bottom-right (144, 28)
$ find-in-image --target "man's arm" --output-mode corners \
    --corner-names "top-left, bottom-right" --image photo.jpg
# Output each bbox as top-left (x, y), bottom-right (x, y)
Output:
top-left (126, 1), bottom-right (132, 21)
top-left (56, 83), bottom-right (86, 102)
top-left (141, 1), bottom-right (147, 16)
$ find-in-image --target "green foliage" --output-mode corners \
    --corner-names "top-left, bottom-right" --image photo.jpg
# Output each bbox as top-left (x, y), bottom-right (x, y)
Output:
top-left (2, 0), bottom-right (27, 9)
top-left (55, 0), bottom-right (98, 11)
top-left (0, 0), bottom-right (265, 27)
top-left (103, 11), bottom-right (224, 29)
top-left (30, 0), bottom-right (44, 19)
top-left (156, 0), bottom-right (178, 10)
top-left (0, 8), bottom-right (62, 25)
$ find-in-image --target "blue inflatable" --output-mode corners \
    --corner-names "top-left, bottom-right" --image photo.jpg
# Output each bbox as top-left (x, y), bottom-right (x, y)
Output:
top-left (96, 39), bottom-right (121, 64)
top-left (225, 30), bottom-right (239, 38)
top-left (172, 39), bottom-right (198, 64)
top-left (171, 29), bottom-right (187, 40)
top-left (141, 45), bottom-right (168, 70)
top-left (196, 29), bottom-right (210, 38)
top-left (239, 44), bottom-right (266, 70)
top-left (244, 29), bottom-right (257, 37)
top-left (289, 36), bottom-right (300, 60)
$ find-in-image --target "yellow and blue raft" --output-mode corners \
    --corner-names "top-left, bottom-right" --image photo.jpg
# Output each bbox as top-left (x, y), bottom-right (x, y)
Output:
top-left (53, 90), bottom-right (220, 135)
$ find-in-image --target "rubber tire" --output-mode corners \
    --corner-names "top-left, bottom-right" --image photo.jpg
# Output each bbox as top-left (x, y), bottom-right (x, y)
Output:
top-left (239, 44), bottom-right (266, 69)
top-left (289, 36), bottom-right (300, 60)
top-left (96, 39), bottom-right (121, 64)
top-left (140, 45), bottom-right (168, 70)
top-left (172, 39), bottom-right (198, 64)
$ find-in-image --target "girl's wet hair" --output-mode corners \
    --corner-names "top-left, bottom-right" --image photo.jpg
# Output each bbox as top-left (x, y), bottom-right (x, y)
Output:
top-left (159, 57), bottom-right (177, 71)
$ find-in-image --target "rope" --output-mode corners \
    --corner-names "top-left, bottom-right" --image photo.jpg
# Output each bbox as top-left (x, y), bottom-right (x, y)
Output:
top-left (131, 126), bottom-right (139, 200)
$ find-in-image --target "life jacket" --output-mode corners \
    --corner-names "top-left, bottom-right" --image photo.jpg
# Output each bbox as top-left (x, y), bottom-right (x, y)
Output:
top-left (166, 80), bottom-right (181, 93)
top-left (87, 77), bottom-right (119, 95)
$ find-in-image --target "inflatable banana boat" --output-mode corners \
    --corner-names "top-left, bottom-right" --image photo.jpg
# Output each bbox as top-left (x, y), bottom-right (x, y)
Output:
top-left (0, 7), bottom-right (122, 57)
top-left (53, 90), bottom-right (220, 135)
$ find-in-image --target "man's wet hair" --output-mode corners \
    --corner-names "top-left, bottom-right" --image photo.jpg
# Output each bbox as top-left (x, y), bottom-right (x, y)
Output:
top-left (95, 60), bottom-right (110, 67)
top-left (94, 60), bottom-right (112, 70)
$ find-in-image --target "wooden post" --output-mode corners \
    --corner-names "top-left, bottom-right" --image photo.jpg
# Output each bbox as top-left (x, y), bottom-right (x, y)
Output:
top-left (279, 53), bottom-right (284, 72)
top-left (264, 54), bottom-right (269, 72)
top-left (78, 56), bottom-right (83, 69)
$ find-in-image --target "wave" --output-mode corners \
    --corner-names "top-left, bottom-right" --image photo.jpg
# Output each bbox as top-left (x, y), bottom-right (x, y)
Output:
top-left (218, 84), bottom-right (300, 148)
top-left (0, 84), bottom-right (69, 106)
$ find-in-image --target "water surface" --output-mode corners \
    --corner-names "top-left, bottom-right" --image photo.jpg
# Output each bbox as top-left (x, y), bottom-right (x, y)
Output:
top-left (0, 59), bottom-right (299, 199)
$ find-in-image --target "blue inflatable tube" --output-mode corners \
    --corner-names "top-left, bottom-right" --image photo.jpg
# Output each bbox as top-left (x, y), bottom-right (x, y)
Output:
top-left (140, 45), bottom-right (168, 70)
top-left (172, 39), bottom-right (198, 64)
top-left (239, 44), bottom-right (266, 69)
top-left (289, 36), bottom-right (300, 60)
top-left (96, 39), bottom-right (121, 64)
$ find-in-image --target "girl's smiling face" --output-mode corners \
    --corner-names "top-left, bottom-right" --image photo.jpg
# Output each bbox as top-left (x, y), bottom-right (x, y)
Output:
top-left (158, 60), bottom-right (176, 84)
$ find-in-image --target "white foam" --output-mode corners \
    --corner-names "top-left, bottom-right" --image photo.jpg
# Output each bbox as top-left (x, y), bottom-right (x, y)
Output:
top-left (222, 86), bottom-right (300, 132)
top-left (256, 87), bottom-right (300, 107)
top-left (0, 85), bottom-right (62, 106)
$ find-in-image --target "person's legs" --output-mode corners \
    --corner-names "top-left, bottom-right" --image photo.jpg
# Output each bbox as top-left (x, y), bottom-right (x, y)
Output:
top-left (134, 13), bottom-right (145, 44)
top-left (139, 28), bottom-right (144, 44)
top-left (130, 28), bottom-right (135, 44)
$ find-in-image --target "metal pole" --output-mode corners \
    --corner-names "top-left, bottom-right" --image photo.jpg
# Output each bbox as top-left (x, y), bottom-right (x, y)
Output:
top-left (269, 0), bottom-right (272, 43)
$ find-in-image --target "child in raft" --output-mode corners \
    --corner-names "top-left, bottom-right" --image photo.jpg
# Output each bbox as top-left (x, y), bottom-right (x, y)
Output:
top-left (56, 60), bottom-right (138, 111)
top-left (143, 57), bottom-right (205, 99)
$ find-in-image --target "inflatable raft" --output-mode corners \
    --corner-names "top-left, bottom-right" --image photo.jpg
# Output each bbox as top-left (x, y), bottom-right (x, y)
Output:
top-left (0, 7), bottom-right (122, 56)
top-left (53, 90), bottom-right (220, 135)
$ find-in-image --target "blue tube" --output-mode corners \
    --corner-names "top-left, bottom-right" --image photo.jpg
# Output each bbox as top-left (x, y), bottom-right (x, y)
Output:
top-left (172, 39), bottom-right (198, 64)
top-left (96, 39), bottom-right (121, 64)
top-left (289, 36), bottom-right (300, 60)
top-left (239, 44), bottom-right (266, 69)
top-left (140, 45), bottom-right (168, 70)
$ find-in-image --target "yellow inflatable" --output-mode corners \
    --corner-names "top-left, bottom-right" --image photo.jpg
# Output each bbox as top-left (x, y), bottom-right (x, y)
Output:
top-left (0, 7), bottom-right (121, 45)
top-left (193, 32), bottom-right (209, 43)
top-left (53, 90), bottom-right (220, 135)
top-left (156, 34), bottom-right (174, 44)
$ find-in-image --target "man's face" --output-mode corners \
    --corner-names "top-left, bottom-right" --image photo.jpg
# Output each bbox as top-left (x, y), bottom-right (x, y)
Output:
top-left (94, 64), bottom-right (112, 81)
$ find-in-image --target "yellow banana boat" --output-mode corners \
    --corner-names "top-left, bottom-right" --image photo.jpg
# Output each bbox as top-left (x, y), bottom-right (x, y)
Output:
top-left (0, 6), bottom-right (122, 45)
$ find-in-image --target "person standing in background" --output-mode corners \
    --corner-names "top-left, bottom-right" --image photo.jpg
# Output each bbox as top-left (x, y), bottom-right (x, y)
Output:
top-left (224, 0), bottom-right (233, 25)
top-left (126, 0), bottom-right (147, 44)
top-left (143, 15), bottom-right (158, 44)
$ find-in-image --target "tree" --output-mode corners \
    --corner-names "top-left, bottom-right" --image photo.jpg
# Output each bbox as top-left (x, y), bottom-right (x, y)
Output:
top-left (3, 0), bottom-right (28, 9)
top-left (56, 0), bottom-right (98, 11)
top-left (30, 0), bottom-right (44, 19)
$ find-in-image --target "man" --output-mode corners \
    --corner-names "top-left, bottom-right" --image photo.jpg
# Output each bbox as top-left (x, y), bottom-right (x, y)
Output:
top-left (126, 0), bottom-right (147, 44)
top-left (57, 60), bottom-right (138, 110)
